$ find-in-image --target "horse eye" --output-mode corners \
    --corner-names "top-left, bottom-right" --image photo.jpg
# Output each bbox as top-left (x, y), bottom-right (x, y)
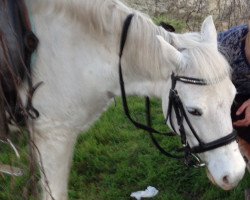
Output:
top-left (187, 107), bottom-right (202, 116)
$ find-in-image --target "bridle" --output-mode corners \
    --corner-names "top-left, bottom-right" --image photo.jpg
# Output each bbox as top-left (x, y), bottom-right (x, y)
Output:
top-left (118, 14), bottom-right (237, 167)
top-left (167, 74), bottom-right (237, 153)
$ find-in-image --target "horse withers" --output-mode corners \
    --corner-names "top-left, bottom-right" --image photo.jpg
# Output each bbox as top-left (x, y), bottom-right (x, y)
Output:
top-left (12, 0), bottom-right (247, 199)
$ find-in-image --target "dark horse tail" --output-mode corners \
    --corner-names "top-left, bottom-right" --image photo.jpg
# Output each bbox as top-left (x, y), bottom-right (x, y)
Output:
top-left (0, 0), bottom-right (38, 139)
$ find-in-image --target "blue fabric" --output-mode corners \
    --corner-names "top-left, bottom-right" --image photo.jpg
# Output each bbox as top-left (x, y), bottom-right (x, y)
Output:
top-left (218, 25), bottom-right (250, 95)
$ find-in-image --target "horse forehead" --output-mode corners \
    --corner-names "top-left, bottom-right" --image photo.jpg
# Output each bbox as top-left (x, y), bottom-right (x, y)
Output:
top-left (179, 78), bottom-right (235, 103)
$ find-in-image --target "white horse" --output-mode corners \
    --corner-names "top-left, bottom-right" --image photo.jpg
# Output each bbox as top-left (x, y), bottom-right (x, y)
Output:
top-left (22, 0), bottom-right (245, 199)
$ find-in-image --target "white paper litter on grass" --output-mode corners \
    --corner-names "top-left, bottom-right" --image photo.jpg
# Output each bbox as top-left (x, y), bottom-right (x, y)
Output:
top-left (130, 186), bottom-right (159, 200)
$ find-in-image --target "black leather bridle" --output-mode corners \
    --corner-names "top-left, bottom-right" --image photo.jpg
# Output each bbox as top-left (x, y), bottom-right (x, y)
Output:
top-left (167, 74), bottom-right (237, 154)
top-left (118, 14), bottom-right (237, 167)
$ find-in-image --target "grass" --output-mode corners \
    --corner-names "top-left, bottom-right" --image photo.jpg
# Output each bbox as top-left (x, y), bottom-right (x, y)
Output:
top-left (68, 97), bottom-right (250, 200)
top-left (0, 97), bottom-right (249, 200)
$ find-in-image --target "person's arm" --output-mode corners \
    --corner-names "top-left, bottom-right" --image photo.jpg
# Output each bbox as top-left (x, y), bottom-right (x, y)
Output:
top-left (233, 99), bottom-right (250, 127)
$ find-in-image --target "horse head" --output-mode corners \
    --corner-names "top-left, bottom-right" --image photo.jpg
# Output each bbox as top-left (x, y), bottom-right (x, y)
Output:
top-left (157, 16), bottom-right (245, 190)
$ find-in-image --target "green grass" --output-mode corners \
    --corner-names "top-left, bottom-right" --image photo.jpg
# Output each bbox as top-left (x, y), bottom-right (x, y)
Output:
top-left (0, 97), bottom-right (249, 199)
top-left (68, 97), bottom-right (250, 200)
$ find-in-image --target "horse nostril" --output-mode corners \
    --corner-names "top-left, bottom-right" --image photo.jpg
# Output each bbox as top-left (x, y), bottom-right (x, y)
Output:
top-left (223, 175), bottom-right (230, 185)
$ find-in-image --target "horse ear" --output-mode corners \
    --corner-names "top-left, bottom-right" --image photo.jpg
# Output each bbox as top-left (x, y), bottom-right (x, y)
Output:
top-left (157, 35), bottom-right (182, 67)
top-left (201, 16), bottom-right (217, 44)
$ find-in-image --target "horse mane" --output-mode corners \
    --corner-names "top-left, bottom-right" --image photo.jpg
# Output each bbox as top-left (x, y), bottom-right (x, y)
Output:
top-left (28, 0), bottom-right (230, 83)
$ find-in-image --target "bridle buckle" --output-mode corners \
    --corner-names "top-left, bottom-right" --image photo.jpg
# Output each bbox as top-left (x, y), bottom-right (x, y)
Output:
top-left (184, 153), bottom-right (206, 168)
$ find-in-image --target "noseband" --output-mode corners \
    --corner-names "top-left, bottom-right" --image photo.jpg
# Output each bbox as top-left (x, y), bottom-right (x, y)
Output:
top-left (118, 14), bottom-right (237, 167)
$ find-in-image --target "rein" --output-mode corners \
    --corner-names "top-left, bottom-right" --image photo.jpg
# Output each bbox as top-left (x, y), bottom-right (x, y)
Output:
top-left (118, 14), bottom-right (237, 167)
top-left (119, 14), bottom-right (174, 137)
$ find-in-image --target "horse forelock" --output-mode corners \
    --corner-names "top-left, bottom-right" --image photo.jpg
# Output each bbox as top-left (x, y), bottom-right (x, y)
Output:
top-left (179, 43), bottom-right (231, 84)
top-left (168, 32), bottom-right (230, 84)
